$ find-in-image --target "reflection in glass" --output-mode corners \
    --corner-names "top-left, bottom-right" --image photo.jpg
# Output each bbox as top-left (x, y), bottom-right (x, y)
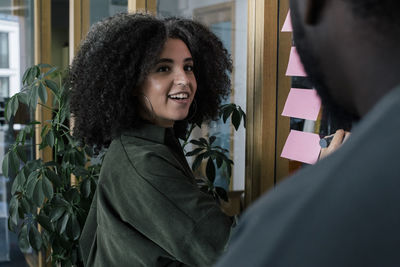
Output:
top-left (0, 0), bottom-right (34, 266)
top-left (90, 0), bottom-right (128, 25)
top-left (0, 76), bottom-right (9, 97)
top-left (0, 32), bottom-right (9, 68)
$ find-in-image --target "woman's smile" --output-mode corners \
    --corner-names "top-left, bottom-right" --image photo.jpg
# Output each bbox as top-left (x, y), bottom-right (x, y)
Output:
top-left (139, 38), bottom-right (197, 127)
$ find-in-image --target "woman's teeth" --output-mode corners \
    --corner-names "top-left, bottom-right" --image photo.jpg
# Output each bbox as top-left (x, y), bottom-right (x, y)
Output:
top-left (168, 93), bottom-right (189, 99)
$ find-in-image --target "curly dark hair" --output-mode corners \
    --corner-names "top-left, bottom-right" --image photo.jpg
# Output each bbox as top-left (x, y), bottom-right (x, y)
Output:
top-left (70, 13), bottom-right (232, 148)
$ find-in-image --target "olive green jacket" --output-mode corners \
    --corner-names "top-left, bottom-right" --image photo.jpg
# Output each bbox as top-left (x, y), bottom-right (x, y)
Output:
top-left (80, 124), bottom-right (233, 267)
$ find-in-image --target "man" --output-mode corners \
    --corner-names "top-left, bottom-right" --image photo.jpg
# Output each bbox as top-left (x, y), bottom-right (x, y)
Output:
top-left (215, 0), bottom-right (400, 266)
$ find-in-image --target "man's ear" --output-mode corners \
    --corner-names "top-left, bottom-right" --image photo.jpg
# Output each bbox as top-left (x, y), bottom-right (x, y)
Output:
top-left (305, 0), bottom-right (327, 25)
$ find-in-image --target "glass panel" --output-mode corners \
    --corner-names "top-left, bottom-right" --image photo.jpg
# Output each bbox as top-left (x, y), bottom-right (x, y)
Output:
top-left (90, 0), bottom-right (128, 25)
top-left (0, 32), bottom-right (9, 68)
top-left (0, 0), bottom-right (34, 265)
top-left (157, 0), bottom-right (248, 193)
top-left (0, 76), bottom-right (9, 97)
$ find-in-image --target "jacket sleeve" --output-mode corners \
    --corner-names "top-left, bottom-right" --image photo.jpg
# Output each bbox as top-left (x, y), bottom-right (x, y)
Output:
top-left (98, 142), bottom-right (233, 266)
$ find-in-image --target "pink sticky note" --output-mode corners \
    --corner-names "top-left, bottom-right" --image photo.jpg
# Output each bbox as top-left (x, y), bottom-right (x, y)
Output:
top-left (282, 88), bottom-right (321, 120)
top-left (282, 11), bottom-right (292, 32)
top-left (286, 47), bottom-right (307, 77)
top-left (281, 130), bottom-right (321, 164)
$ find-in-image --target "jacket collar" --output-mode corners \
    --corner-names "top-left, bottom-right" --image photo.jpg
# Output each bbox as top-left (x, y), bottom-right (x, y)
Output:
top-left (122, 123), bottom-right (174, 145)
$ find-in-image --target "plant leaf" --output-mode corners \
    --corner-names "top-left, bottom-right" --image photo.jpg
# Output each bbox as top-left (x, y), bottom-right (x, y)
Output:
top-left (18, 224), bottom-right (30, 252)
top-left (26, 67), bottom-right (35, 84)
top-left (26, 171), bottom-right (39, 198)
top-left (9, 196), bottom-right (19, 226)
top-left (11, 171), bottom-right (25, 194)
top-left (17, 92), bottom-right (29, 105)
top-left (12, 94), bottom-right (19, 114)
top-left (199, 138), bottom-right (208, 145)
top-left (202, 150), bottom-right (213, 159)
top-left (45, 169), bottom-right (62, 187)
top-left (81, 178), bottom-right (91, 198)
top-left (9, 150), bottom-right (20, 173)
top-left (43, 66), bottom-right (58, 78)
top-left (216, 156), bottom-right (223, 168)
top-left (185, 147), bottom-right (204, 157)
top-left (42, 176), bottom-right (54, 199)
top-left (22, 68), bottom-right (30, 85)
top-left (29, 225), bottom-right (43, 251)
top-left (209, 135), bottom-right (216, 145)
top-left (38, 82), bottom-right (48, 104)
top-left (36, 213), bottom-right (54, 232)
top-left (50, 207), bottom-right (65, 223)
top-left (70, 213), bottom-right (81, 241)
top-left (16, 131), bottom-right (24, 143)
top-left (29, 84), bottom-right (39, 110)
top-left (191, 153), bottom-right (204, 171)
top-left (5, 96), bottom-right (18, 121)
top-left (45, 130), bottom-right (55, 148)
top-left (58, 212), bottom-right (70, 235)
top-left (33, 66), bottom-right (40, 78)
top-left (33, 179), bottom-right (45, 207)
top-left (222, 104), bottom-right (235, 123)
top-left (38, 63), bottom-right (52, 68)
top-left (189, 139), bottom-right (204, 147)
top-left (2, 152), bottom-right (9, 177)
top-left (16, 146), bottom-right (27, 163)
top-left (44, 79), bottom-right (59, 97)
top-left (206, 158), bottom-right (216, 183)
top-left (226, 160), bottom-right (232, 178)
top-left (232, 109), bottom-right (241, 130)
top-left (20, 198), bottom-right (32, 214)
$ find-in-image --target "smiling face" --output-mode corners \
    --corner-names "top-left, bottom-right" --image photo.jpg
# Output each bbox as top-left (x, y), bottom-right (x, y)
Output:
top-left (138, 38), bottom-right (197, 128)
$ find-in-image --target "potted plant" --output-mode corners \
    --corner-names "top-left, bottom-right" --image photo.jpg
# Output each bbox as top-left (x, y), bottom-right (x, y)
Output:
top-left (4, 64), bottom-right (99, 266)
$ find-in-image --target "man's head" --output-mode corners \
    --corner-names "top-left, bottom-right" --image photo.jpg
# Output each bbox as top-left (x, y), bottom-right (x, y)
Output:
top-left (290, 0), bottom-right (400, 122)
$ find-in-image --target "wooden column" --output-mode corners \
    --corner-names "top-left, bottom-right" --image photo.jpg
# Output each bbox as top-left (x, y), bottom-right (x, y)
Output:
top-left (128, 0), bottom-right (157, 14)
top-left (34, 2), bottom-right (52, 266)
top-left (245, 0), bottom-right (292, 207)
top-left (245, 0), bottom-right (279, 206)
top-left (69, 0), bottom-right (90, 64)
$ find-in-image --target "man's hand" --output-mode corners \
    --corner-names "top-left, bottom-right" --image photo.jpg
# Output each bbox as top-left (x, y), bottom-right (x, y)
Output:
top-left (319, 129), bottom-right (351, 160)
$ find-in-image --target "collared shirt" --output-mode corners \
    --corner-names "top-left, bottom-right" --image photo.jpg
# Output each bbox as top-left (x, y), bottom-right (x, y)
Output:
top-left (80, 124), bottom-right (233, 267)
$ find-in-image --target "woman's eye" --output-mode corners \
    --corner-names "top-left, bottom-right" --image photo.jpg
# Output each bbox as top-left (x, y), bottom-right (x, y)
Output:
top-left (185, 65), bottom-right (194, 72)
top-left (156, 66), bottom-right (170, 72)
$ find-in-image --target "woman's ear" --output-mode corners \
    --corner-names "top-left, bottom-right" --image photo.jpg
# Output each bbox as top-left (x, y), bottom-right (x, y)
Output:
top-left (305, 0), bottom-right (327, 25)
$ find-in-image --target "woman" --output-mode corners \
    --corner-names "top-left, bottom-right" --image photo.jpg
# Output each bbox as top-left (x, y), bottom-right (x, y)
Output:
top-left (70, 13), bottom-right (233, 267)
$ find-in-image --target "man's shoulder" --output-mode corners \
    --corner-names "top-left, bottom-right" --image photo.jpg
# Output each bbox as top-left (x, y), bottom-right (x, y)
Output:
top-left (216, 87), bottom-right (400, 266)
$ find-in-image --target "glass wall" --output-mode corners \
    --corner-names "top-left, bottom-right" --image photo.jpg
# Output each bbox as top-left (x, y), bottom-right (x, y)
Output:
top-left (90, 0), bottom-right (128, 26)
top-left (0, 0), bottom-right (34, 266)
top-left (157, 0), bottom-right (248, 192)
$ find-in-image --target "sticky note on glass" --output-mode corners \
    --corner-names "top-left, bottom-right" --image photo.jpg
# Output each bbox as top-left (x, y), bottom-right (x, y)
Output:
top-left (286, 47), bottom-right (307, 77)
top-left (282, 11), bottom-right (292, 32)
top-left (282, 88), bottom-right (321, 120)
top-left (281, 130), bottom-right (321, 164)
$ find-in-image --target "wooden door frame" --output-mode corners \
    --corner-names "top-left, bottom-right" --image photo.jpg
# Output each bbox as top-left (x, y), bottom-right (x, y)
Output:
top-left (245, 0), bottom-right (291, 206)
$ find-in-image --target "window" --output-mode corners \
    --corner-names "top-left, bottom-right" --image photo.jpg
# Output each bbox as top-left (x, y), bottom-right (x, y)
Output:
top-left (0, 1), bottom-right (34, 264)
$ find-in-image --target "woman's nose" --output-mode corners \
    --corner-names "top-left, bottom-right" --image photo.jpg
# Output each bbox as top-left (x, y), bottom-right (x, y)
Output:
top-left (173, 70), bottom-right (189, 86)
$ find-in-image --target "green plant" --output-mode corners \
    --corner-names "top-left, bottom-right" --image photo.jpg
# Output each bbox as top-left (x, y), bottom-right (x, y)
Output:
top-left (181, 103), bottom-right (246, 203)
top-left (3, 64), bottom-right (99, 267)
